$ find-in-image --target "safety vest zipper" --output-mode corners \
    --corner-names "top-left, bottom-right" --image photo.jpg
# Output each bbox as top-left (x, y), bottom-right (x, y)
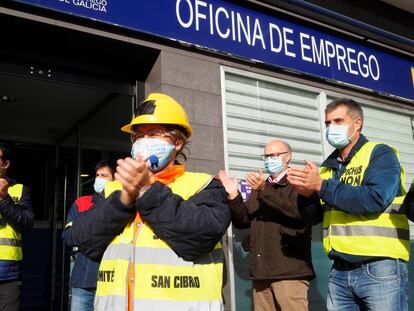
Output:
top-left (127, 213), bottom-right (143, 311)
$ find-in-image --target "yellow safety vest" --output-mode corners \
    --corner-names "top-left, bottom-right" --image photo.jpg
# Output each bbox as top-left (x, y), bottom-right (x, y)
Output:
top-left (0, 184), bottom-right (23, 261)
top-left (95, 172), bottom-right (224, 311)
top-left (321, 142), bottom-right (409, 261)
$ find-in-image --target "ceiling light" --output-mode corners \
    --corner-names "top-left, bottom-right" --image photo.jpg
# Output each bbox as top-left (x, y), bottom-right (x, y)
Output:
top-left (1, 95), bottom-right (16, 103)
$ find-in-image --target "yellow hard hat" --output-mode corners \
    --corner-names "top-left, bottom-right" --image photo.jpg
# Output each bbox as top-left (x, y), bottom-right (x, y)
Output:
top-left (121, 93), bottom-right (192, 138)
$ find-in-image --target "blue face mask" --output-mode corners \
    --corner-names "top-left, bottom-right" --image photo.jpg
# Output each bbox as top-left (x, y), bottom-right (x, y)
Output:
top-left (326, 122), bottom-right (357, 149)
top-left (94, 177), bottom-right (109, 193)
top-left (131, 138), bottom-right (175, 172)
top-left (264, 156), bottom-right (285, 175)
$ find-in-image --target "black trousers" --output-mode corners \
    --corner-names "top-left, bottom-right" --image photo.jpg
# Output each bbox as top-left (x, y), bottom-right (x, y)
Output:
top-left (0, 280), bottom-right (21, 311)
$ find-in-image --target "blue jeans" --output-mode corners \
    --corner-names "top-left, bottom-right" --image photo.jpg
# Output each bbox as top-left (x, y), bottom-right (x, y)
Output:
top-left (71, 287), bottom-right (96, 311)
top-left (327, 259), bottom-right (408, 311)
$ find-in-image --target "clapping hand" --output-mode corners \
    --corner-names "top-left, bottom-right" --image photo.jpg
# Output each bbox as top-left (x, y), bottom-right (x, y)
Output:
top-left (246, 168), bottom-right (265, 191)
top-left (115, 155), bottom-right (150, 206)
top-left (287, 160), bottom-right (322, 197)
top-left (0, 178), bottom-right (9, 202)
top-left (218, 170), bottom-right (239, 200)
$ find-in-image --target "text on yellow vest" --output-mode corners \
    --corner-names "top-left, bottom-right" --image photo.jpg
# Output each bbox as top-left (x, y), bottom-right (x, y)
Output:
top-left (320, 142), bottom-right (409, 261)
top-left (96, 172), bottom-right (224, 309)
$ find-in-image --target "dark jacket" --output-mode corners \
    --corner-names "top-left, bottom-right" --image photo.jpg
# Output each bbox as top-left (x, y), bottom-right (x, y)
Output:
top-left (70, 178), bottom-right (231, 262)
top-left (229, 179), bottom-right (315, 281)
top-left (62, 193), bottom-right (102, 288)
top-left (299, 135), bottom-right (402, 262)
top-left (404, 181), bottom-right (414, 221)
top-left (0, 178), bottom-right (34, 281)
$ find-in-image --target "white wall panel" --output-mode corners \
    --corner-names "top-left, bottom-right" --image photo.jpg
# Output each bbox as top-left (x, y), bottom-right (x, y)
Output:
top-left (223, 71), bottom-right (324, 180)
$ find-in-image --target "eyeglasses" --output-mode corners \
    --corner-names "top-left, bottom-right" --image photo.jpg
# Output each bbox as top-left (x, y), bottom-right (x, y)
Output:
top-left (261, 151), bottom-right (289, 160)
top-left (130, 129), bottom-right (171, 142)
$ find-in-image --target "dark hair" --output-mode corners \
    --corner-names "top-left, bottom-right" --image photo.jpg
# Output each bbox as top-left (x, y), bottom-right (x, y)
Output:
top-left (325, 98), bottom-right (364, 124)
top-left (95, 160), bottom-right (116, 178)
top-left (165, 125), bottom-right (190, 161)
top-left (0, 144), bottom-right (12, 162)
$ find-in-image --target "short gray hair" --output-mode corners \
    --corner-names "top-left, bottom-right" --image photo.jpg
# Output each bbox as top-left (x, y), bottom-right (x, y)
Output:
top-left (326, 98), bottom-right (364, 121)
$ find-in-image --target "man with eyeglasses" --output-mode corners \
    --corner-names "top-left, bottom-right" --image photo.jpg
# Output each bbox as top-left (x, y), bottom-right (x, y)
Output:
top-left (0, 144), bottom-right (34, 311)
top-left (69, 93), bottom-right (231, 311)
top-left (218, 140), bottom-right (314, 311)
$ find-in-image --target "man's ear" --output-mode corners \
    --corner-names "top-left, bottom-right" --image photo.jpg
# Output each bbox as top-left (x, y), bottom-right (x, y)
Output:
top-left (175, 140), bottom-right (184, 151)
top-left (285, 153), bottom-right (292, 165)
top-left (2, 160), bottom-right (10, 169)
top-left (355, 118), bottom-right (362, 132)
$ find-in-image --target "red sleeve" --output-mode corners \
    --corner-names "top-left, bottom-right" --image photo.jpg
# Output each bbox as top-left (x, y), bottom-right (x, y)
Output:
top-left (75, 195), bottom-right (94, 213)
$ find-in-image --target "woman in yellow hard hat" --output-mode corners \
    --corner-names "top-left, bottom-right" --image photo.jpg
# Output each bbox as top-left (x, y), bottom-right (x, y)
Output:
top-left (70, 93), bottom-right (231, 311)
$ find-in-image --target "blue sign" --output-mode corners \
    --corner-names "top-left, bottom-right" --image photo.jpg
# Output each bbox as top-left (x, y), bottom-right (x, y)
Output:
top-left (14, 0), bottom-right (414, 101)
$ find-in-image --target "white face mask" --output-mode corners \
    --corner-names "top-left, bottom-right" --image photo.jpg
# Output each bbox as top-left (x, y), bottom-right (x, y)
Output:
top-left (264, 156), bottom-right (285, 175)
top-left (93, 177), bottom-right (109, 193)
top-left (325, 121), bottom-right (358, 149)
top-left (131, 138), bottom-right (175, 172)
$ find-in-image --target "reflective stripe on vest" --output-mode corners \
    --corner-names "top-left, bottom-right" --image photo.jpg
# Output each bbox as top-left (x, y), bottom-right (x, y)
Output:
top-left (0, 184), bottom-right (23, 261)
top-left (320, 142), bottom-right (409, 261)
top-left (95, 172), bottom-right (224, 311)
